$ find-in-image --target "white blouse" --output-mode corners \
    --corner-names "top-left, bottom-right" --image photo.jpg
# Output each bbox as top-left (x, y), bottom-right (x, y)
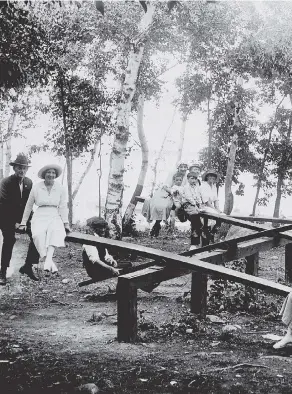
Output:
top-left (21, 181), bottom-right (69, 224)
top-left (200, 182), bottom-right (219, 205)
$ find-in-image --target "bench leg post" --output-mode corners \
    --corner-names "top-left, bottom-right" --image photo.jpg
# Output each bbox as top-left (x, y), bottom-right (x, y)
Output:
top-left (245, 253), bottom-right (259, 276)
top-left (117, 277), bottom-right (138, 343)
top-left (285, 244), bottom-right (292, 283)
top-left (190, 273), bottom-right (208, 318)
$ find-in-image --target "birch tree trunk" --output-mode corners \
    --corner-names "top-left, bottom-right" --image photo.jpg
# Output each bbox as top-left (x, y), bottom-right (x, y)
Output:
top-left (150, 106), bottom-right (176, 197)
top-left (123, 93), bottom-right (148, 230)
top-left (65, 152), bottom-right (73, 226)
top-left (224, 132), bottom-right (238, 214)
top-left (72, 139), bottom-right (100, 200)
top-left (0, 138), bottom-right (4, 181)
top-left (105, 3), bottom-right (156, 239)
top-left (207, 96), bottom-right (213, 168)
top-left (175, 114), bottom-right (187, 166)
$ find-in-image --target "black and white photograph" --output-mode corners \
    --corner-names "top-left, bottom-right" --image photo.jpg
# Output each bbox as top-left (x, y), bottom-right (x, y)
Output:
top-left (2, 0), bottom-right (292, 392)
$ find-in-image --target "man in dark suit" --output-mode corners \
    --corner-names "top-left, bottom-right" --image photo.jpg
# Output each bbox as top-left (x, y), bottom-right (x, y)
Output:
top-left (0, 153), bottom-right (39, 285)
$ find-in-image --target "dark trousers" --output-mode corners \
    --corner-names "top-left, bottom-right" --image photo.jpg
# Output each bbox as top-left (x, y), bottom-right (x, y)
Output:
top-left (25, 227), bottom-right (40, 267)
top-left (188, 215), bottom-right (203, 246)
top-left (0, 224), bottom-right (16, 271)
top-left (0, 223), bottom-right (39, 272)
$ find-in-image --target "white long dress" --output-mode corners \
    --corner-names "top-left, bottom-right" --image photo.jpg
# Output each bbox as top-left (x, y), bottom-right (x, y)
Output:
top-left (21, 181), bottom-right (68, 258)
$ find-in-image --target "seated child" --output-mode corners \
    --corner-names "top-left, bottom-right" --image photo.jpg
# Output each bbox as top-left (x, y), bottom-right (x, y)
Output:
top-left (82, 217), bottom-right (120, 281)
top-left (181, 172), bottom-right (203, 249)
top-left (200, 169), bottom-right (222, 243)
top-left (170, 172), bottom-right (184, 209)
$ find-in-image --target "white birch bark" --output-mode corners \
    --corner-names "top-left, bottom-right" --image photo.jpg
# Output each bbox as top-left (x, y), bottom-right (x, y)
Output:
top-left (175, 115), bottom-right (187, 166)
top-left (0, 138), bottom-right (4, 181)
top-left (105, 3), bottom-right (156, 239)
top-left (123, 93), bottom-right (148, 228)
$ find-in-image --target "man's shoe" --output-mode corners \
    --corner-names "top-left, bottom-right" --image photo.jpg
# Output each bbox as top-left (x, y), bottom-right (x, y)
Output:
top-left (19, 265), bottom-right (39, 281)
top-left (0, 271), bottom-right (7, 285)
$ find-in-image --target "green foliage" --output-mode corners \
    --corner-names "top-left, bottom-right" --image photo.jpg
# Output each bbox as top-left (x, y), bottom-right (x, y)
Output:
top-left (48, 73), bottom-right (115, 157)
top-left (0, 1), bottom-right (51, 95)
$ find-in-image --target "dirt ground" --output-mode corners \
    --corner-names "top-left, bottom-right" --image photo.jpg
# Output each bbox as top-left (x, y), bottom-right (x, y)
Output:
top-left (1, 229), bottom-right (292, 393)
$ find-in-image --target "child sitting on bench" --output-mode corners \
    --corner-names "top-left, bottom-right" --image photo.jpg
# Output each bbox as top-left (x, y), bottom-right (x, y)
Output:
top-left (82, 217), bottom-right (120, 281)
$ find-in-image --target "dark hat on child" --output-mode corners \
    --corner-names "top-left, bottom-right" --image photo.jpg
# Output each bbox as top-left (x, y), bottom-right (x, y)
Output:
top-left (10, 153), bottom-right (31, 167)
top-left (202, 169), bottom-right (219, 182)
top-left (86, 217), bottom-right (108, 230)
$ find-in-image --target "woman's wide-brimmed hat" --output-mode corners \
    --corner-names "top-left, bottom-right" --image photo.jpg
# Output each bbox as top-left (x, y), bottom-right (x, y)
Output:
top-left (202, 169), bottom-right (219, 182)
top-left (38, 164), bottom-right (62, 179)
top-left (86, 216), bottom-right (108, 231)
top-left (10, 153), bottom-right (31, 167)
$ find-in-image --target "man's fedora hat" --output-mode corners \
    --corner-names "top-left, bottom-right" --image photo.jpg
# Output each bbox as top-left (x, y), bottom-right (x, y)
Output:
top-left (10, 153), bottom-right (31, 167)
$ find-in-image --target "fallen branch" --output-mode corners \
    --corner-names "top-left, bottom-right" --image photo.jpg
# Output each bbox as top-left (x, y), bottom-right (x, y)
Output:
top-left (202, 363), bottom-right (270, 374)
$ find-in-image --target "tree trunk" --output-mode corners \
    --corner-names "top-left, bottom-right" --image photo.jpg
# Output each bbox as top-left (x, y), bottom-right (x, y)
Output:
top-left (273, 171), bottom-right (284, 218)
top-left (123, 93), bottom-right (148, 228)
top-left (252, 96), bottom-right (285, 215)
top-left (175, 114), bottom-right (187, 166)
top-left (224, 132), bottom-right (238, 214)
top-left (207, 96), bottom-right (212, 168)
top-left (59, 74), bottom-right (73, 226)
top-left (150, 106), bottom-right (177, 197)
top-left (5, 108), bottom-right (17, 176)
top-left (0, 139), bottom-right (4, 181)
top-left (105, 4), bottom-right (156, 239)
top-left (72, 139), bottom-right (100, 201)
top-left (65, 152), bottom-right (73, 226)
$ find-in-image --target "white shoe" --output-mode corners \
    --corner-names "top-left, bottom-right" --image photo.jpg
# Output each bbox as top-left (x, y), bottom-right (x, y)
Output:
top-left (273, 336), bottom-right (292, 349)
top-left (43, 259), bottom-right (53, 272)
top-left (189, 245), bottom-right (197, 251)
top-left (51, 261), bottom-right (58, 274)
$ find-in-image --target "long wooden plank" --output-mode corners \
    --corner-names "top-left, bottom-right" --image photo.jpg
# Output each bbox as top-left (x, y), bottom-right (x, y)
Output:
top-left (184, 222), bottom-right (292, 257)
top-left (120, 251), bottom-right (292, 297)
top-left (200, 212), bottom-right (270, 231)
top-left (201, 212), bottom-right (292, 243)
top-left (231, 215), bottom-right (292, 225)
top-left (118, 236), bottom-right (287, 290)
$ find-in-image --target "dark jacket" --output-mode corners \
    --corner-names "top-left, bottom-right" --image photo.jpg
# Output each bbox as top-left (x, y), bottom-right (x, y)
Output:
top-left (0, 174), bottom-right (32, 227)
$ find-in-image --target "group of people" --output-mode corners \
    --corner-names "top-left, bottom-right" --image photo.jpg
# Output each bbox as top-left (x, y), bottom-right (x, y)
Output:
top-left (0, 153), bottom-right (118, 286)
top-left (0, 153), bottom-right (70, 285)
top-left (142, 161), bottom-right (222, 249)
top-left (2, 153), bottom-right (292, 350)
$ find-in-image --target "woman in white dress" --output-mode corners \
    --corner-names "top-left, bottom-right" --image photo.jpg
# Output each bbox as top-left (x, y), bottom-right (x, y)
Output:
top-left (142, 162), bottom-right (188, 237)
top-left (19, 164), bottom-right (70, 273)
